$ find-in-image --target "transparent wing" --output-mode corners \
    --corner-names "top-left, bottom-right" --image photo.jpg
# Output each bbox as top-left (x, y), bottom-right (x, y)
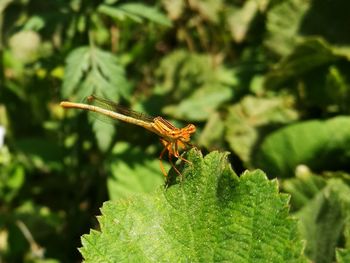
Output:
top-left (84, 94), bottom-right (155, 124)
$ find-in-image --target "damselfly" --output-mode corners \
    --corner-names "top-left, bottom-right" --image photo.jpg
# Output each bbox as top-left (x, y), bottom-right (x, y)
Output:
top-left (60, 95), bottom-right (196, 177)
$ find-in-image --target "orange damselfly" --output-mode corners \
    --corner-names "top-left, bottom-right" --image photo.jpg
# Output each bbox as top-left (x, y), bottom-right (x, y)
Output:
top-left (60, 95), bottom-right (196, 177)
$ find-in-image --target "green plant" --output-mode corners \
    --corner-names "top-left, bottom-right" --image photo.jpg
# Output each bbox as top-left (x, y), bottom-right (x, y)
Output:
top-left (2, 0), bottom-right (350, 262)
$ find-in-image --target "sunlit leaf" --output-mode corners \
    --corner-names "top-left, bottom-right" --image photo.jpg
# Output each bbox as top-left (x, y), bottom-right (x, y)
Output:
top-left (255, 116), bottom-right (350, 178)
top-left (89, 115), bottom-right (115, 152)
top-left (107, 142), bottom-right (165, 200)
top-left (337, 249), bottom-right (350, 263)
top-left (80, 150), bottom-right (307, 262)
top-left (98, 3), bottom-right (172, 27)
top-left (265, 0), bottom-right (310, 56)
top-left (23, 15), bottom-right (45, 31)
top-left (189, 0), bottom-right (223, 23)
top-left (157, 50), bottom-right (236, 121)
top-left (225, 95), bottom-right (298, 164)
top-left (163, 85), bottom-right (232, 121)
top-left (62, 47), bottom-right (90, 98)
top-left (227, 0), bottom-right (259, 43)
top-left (62, 46), bottom-right (130, 101)
top-left (198, 112), bottom-right (225, 150)
top-left (162, 0), bottom-right (184, 20)
top-left (0, 164), bottom-right (25, 203)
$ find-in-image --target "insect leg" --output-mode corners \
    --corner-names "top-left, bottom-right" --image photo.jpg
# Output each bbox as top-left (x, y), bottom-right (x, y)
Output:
top-left (168, 148), bottom-right (182, 178)
top-left (175, 141), bottom-right (192, 165)
top-left (159, 142), bottom-right (170, 177)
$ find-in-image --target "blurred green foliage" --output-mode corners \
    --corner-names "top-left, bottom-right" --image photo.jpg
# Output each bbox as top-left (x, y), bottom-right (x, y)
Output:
top-left (1, 0), bottom-right (350, 262)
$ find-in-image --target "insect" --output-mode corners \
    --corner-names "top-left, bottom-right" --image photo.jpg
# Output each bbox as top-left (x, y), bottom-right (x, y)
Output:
top-left (60, 95), bottom-right (196, 177)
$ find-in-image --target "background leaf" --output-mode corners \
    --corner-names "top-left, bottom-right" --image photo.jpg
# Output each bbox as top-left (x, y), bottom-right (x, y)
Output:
top-left (227, 0), bottom-right (259, 43)
top-left (198, 112), bottom-right (225, 150)
top-left (255, 116), bottom-right (350, 178)
top-left (98, 3), bottom-right (172, 26)
top-left (62, 46), bottom-right (130, 101)
top-left (295, 179), bottom-right (350, 263)
top-left (265, 38), bottom-right (344, 89)
top-left (62, 47), bottom-right (90, 98)
top-left (163, 85), bottom-right (233, 121)
top-left (89, 116), bottom-right (115, 152)
top-left (337, 249), bottom-right (350, 263)
top-left (265, 0), bottom-right (310, 55)
top-left (107, 142), bottom-right (165, 200)
top-left (225, 95), bottom-right (298, 164)
top-left (282, 167), bottom-right (326, 210)
top-left (157, 50), bottom-right (236, 121)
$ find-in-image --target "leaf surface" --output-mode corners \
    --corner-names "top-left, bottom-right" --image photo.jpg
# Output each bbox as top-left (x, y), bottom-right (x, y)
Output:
top-left (265, 38), bottom-right (346, 90)
top-left (295, 179), bottom-right (350, 263)
top-left (255, 116), bottom-right (350, 178)
top-left (265, 0), bottom-right (310, 55)
top-left (98, 3), bottom-right (172, 27)
top-left (157, 50), bottom-right (236, 121)
top-left (62, 46), bottom-right (130, 101)
top-left (80, 150), bottom-right (306, 262)
top-left (107, 142), bottom-right (164, 200)
top-left (225, 95), bottom-right (298, 164)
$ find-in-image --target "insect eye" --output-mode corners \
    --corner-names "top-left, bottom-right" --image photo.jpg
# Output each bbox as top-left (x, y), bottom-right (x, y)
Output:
top-left (186, 124), bottom-right (196, 133)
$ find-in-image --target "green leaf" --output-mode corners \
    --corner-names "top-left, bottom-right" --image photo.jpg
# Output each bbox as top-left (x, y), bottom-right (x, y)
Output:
top-left (266, 0), bottom-right (350, 56)
top-left (265, 0), bottom-right (310, 55)
top-left (295, 179), bottom-right (350, 263)
top-left (265, 38), bottom-right (350, 111)
top-left (61, 47), bottom-right (90, 98)
top-left (107, 142), bottom-right (165, 200)
top-left (98, 4), bottom-right (141, 22)
top-left (337, 249), bottom-right (350, 263)
top-left (98, 3), bottom-right (172, 27)
top-left (62, 46), bottom-right (130, 101)
top-left (335, 200), bottom-right (350, 261)
top-left (225, 95), bottom-right (298, 164)
top-left (23, 15), bottom-right (45, 31)
top-left (227, 1), bottom-right (259, 43)
top-left (0, 164), bottom-right (25, 203)
top-left (163, 85), bottom-right (233, 121)
top-left (188, 0), bottom-right (223, 23)
top-left (119, 3), bottom-right (172, 27)
top-left (80, 150), bottom-right (306, 262)
top-left (157, 50), bottom-right (236, 121)
top-left (265, 38), bottom-right (341, 89)
top-left (162, 0), bottom-right (184, 20)
top-left (255, 116), bottom-right (350, 178)
top-left (282, 167), bottom-right (326, 211)
top-left (89, 116), bottom-right (115, 152)
top-left (294, 64), bottom-right (350, 112)
top-left (198, 112), bottom-right (225, 150)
